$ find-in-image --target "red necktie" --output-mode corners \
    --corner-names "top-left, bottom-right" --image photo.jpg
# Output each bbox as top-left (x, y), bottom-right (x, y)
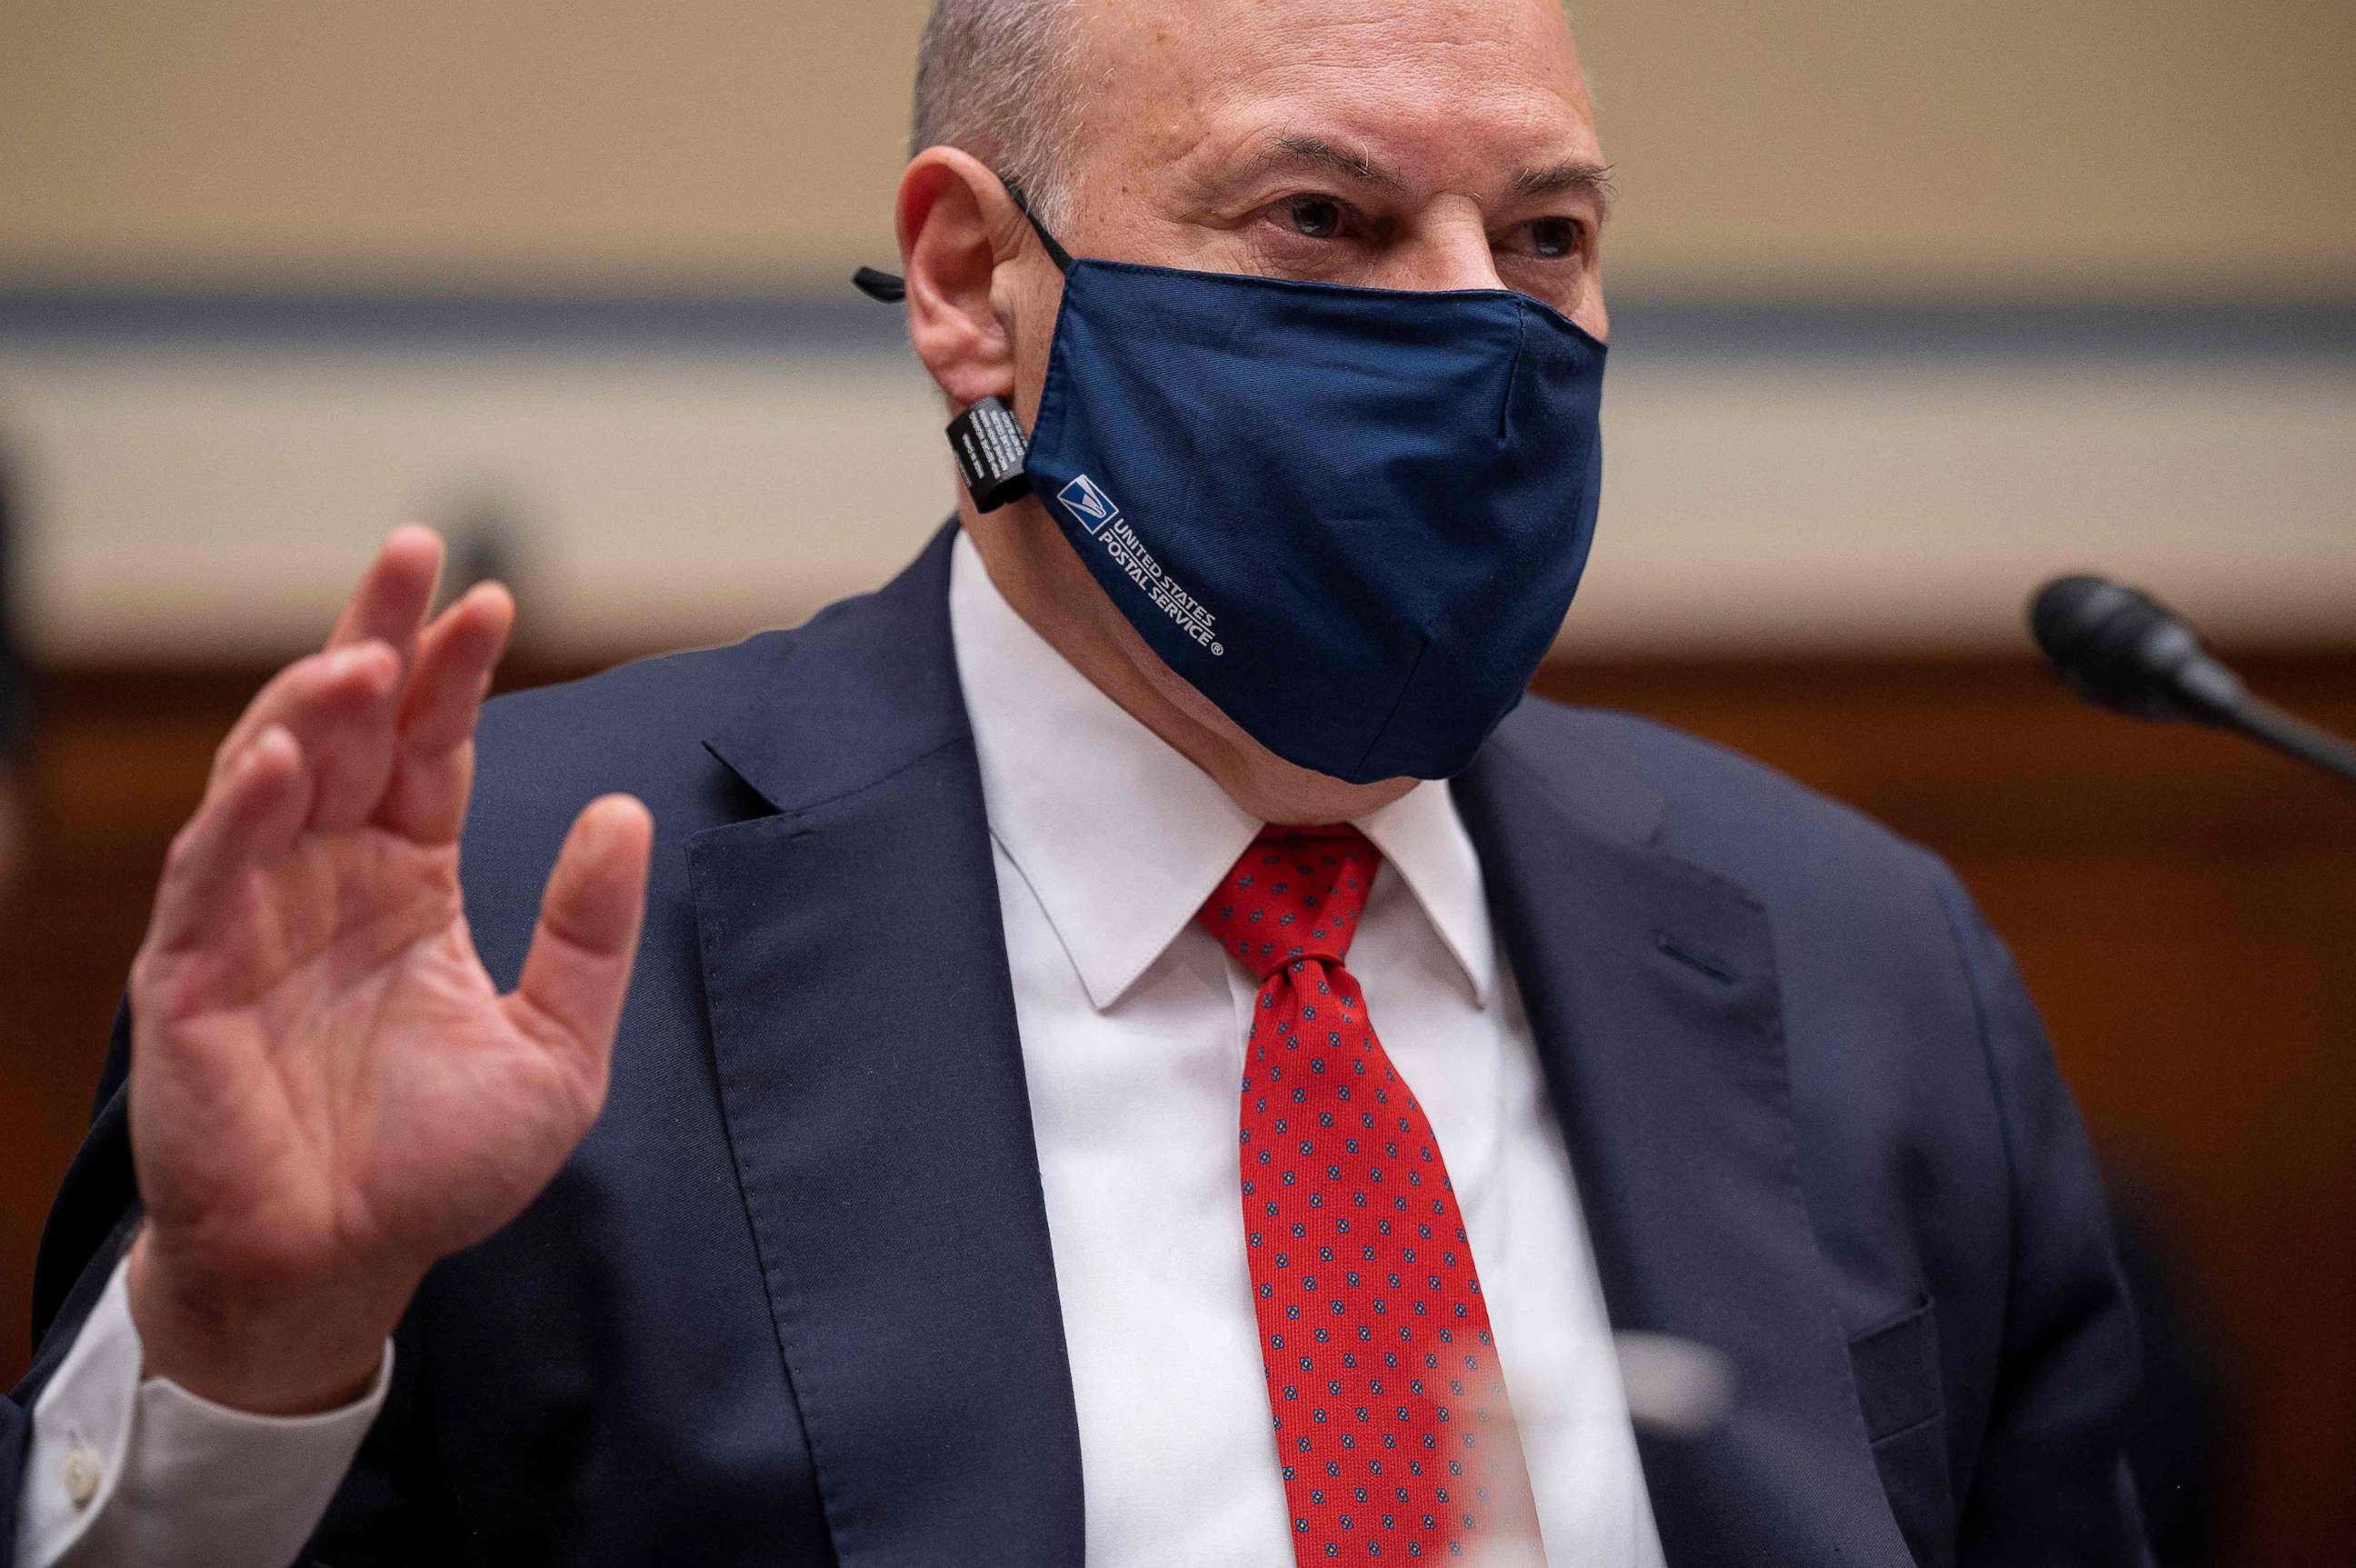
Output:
top-left (1199, 827), bottom-right (1543, 1565)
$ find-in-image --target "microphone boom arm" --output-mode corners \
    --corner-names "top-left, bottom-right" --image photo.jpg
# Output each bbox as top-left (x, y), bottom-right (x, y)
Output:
top-left (2230, 694), bottom-right (2356, 787)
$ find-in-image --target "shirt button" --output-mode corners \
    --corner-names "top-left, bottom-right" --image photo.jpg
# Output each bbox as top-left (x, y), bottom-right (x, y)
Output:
top-left (62, 1444), bottom-right (103, 1507)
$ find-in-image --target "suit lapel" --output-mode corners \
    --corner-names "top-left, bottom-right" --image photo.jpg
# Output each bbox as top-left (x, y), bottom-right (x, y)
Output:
top-left (688, 525), bottom-right (1084, 1566)
top-left (1456, 716), bottom-right (1912, 1567)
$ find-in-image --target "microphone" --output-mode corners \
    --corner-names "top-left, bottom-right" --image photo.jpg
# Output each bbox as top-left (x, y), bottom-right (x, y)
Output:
top-left (2029, 574), bottom-right (2356, 786)
top-left (1612, 1332), bottom-right (1737, 1440)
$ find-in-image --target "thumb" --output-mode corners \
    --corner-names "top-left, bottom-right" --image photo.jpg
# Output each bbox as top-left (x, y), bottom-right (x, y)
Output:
top-left (505, 794), bottom-right (654, 1084)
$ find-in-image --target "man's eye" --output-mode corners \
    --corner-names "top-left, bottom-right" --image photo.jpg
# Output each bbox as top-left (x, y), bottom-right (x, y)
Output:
top-left (1527, 217), bottom-right (1583, 259)
top-left (1284, 195), bottom-right (1346, 239)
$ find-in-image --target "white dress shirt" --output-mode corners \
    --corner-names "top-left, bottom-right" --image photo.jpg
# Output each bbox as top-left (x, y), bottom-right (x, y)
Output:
top-left (15, 530), bottom-right (1662, 1566)
top-left (15, 1262), bottom-right (392, 1567)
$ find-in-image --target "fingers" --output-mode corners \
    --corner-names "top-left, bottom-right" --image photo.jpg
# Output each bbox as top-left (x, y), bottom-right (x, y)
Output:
top-left (504, 796), bottom-right (654, 1092)
top-left (211, 638), bottom-right (398, 784)
top-left (325, 525), bottom-right (443, 664)
top-left (374, 582), bottom-right (514, 844)
top-left (398, 583), bottom-right (514, 754)
top-left (209, 523), bottom-right (439, 785)
top-left (149, 725), bottom-right (314, 956)
top-left (210, 642), bottom-right (404, 831)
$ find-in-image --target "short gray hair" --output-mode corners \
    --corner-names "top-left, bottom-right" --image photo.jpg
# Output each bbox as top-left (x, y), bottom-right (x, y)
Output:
top-left (910, 0), bottom-right (1083, 231)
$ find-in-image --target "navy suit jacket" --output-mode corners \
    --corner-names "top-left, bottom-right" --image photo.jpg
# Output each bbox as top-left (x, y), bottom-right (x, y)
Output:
top-left (7, 525), bottom-right (2146, 1566)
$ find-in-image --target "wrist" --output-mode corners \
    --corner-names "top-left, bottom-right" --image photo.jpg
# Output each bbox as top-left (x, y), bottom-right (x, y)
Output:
top-left (125, 1224), bottom-right (414, 1415)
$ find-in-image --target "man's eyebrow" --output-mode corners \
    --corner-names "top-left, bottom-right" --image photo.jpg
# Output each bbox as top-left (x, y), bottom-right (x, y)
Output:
top-left (1511, 159), bottom-right (1618, 220)
top-left (1254, 135), bottom-right (1616, 221)
top-left (1268, 135), bottom-right (1407, 192)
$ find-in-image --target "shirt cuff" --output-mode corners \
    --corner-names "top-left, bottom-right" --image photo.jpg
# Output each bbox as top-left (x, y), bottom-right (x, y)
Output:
top-left (15, 1253), bottom-right (393, 1568)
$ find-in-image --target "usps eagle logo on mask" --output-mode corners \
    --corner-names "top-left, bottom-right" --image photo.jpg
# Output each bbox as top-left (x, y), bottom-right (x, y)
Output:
top-left (1056, 474), bottom-right (1122, 534)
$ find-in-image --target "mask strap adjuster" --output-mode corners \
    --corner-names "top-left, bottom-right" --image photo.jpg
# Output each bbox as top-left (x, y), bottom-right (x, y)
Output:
top-left (944, 395), bottom-right (1033, 513)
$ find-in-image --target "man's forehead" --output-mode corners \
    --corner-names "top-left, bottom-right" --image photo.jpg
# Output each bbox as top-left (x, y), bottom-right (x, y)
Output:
top-left (1074, 0), bottom-right (1582, 74)
top-left (1070, 0), bottom-right (1596, 180)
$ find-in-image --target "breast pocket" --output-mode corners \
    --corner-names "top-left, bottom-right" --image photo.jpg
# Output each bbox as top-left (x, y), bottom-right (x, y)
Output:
top-left (1848, 1293), bottom-right (1954, 1568)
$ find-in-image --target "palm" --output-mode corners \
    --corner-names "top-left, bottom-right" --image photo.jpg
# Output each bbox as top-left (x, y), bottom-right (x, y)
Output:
top-left (128, 529), bottom-right (649, 1315)
top-left (142, 832), bottom-right (563, 1282)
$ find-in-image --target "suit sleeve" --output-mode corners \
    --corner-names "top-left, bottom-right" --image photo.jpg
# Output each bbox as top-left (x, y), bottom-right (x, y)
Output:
top-left (5, 1008), bottom-right (145, 1563)
top-left (0, 443), bottom-right (27, 766)
top-left (1932, 872), bottom-right (2152, 1568)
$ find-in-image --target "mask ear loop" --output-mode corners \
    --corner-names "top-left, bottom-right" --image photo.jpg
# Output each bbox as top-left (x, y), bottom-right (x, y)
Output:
top-left (851, 173), bottom-right (1071, 302)
top-left (1000, 178), bottom-right (1076, 274)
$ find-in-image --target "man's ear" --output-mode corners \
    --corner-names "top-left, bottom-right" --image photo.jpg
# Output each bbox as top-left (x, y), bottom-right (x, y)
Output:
top-left (897, 148), bottom-right (1033, 411)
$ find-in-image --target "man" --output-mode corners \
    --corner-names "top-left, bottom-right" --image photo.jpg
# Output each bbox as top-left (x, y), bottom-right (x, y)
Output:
top-left (6, 1), bottom-right (2147, 1563)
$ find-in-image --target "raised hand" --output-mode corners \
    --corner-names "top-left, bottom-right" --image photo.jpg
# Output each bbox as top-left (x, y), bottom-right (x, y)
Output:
top-left (122, 528), bottom-right (653, 1414)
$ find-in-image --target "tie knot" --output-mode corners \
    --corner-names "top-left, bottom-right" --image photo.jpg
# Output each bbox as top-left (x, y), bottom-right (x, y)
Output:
top-left (1196, 826), bottom-right (1380, 981)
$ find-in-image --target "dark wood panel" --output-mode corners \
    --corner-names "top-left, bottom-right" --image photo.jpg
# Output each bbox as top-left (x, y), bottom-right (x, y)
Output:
top-left (4, 648), bottom-right (2351, 1566)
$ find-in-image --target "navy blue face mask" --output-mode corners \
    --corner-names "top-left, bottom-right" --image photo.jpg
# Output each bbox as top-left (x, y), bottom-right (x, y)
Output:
top-left (859, 182), bottom-right (1607, 785)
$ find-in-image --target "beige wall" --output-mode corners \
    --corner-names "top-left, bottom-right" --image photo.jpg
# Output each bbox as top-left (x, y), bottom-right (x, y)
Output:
top-left (5, 336), bottom-right (2348, 661)
top-left (1578, 0), bottom-right (2356, 300)
top-left (4, 1), bottom-right (2349, 662)
top-left (4, 0), bottom-right (2351, 299)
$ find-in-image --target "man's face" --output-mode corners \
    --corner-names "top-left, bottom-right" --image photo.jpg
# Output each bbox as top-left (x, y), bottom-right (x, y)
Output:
top-left (1008, 0), bottom-right (1610, 417)
top-left (929, 0), bottom-right (1611, 817)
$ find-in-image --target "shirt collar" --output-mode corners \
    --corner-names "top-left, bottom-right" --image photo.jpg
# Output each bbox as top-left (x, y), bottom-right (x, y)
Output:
top-left (948, 529), bottom-right (1497, 1012)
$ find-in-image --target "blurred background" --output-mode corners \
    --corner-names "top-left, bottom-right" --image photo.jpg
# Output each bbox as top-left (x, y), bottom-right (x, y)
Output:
top-left (0, 2), bottom-right (2349, 1562)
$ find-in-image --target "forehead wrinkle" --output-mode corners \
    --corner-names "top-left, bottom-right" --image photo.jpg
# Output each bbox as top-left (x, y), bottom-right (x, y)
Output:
top-left (1069, 0), bottom-right (1602, 220)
